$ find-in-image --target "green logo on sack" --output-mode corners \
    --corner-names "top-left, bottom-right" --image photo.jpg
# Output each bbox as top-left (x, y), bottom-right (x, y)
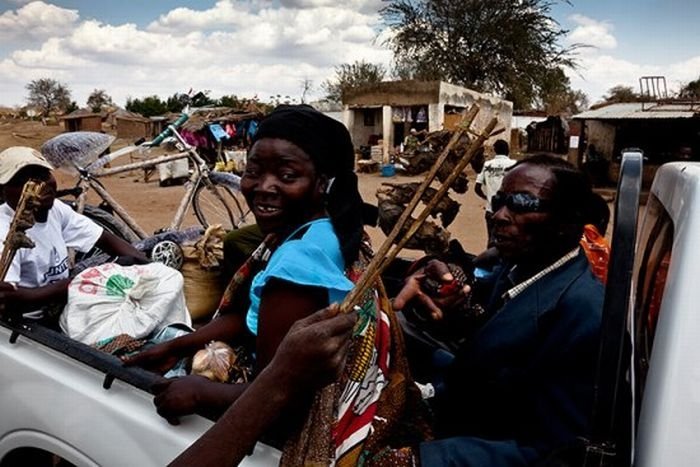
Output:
top-left (105, 274), bottom-right (135, 297)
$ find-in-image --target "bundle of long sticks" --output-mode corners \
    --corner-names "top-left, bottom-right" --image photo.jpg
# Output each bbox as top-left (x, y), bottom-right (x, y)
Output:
top-left (340, 104), bottom-right (499, 313)
top-left (0, 181), bottom-right (46, 280)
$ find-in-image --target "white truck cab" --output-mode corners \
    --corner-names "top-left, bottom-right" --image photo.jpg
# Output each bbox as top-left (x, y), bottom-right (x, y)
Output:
top-left (632, 162), bottom-right (700, 466)
top-left (576, 156), bottom-right (700, 467)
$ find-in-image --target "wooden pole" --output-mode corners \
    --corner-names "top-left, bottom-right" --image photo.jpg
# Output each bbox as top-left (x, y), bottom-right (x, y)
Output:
top-left (340, 110), bottom-right (500, 313)
top-left (0, 181), bottom-right (44, 280)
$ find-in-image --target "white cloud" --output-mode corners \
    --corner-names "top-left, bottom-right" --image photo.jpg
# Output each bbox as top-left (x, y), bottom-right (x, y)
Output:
top-left (561, 14), bottom-right (698, 103)
top-left (567, 14), bottom-right (617, 50)
top-left (566, 52), bottom-right (700, 103)
top-left (11, 37), bottom-right (89, 69)
top-left (0, 1), bottom-right (79, 41)
top-left (0, 0), bottom-right (392, 107)
top-left (146, 0), bottom-right (249, 33)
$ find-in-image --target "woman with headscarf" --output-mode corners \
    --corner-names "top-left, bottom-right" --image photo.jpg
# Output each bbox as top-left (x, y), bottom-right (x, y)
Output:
top-left (125, 105), bottom-right (365, 424)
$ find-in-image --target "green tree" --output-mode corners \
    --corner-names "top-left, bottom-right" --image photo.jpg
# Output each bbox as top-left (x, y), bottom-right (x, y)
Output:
top-left (125, 95), bottom-right (168, 117)
top-left (322, 60), bottom-right (386, 103)
top-left (679, 77), bottom-right (700, 100)
top-left (218, 94), bottom-right (245, 109)
top-left (164, 91), bottom-right (216, 113)
top-left (165, 93), bottom-right (188, 113)
top-left (25, 78), bottom-right (72, 116)
top-left (381, 0), bottom-right (577, 109)
top-left (65, 100), bottom-right (79, 114)
top-left (602, 85), bottom-right (640, 104)
top-left (86, 89), bottom-right (113, 113)
top-left (538, 68), bottom-right (589, 115)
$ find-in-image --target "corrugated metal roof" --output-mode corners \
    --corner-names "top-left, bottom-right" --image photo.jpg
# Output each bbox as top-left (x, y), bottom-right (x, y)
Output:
top-left (573, 102), bottom-right (700, 120)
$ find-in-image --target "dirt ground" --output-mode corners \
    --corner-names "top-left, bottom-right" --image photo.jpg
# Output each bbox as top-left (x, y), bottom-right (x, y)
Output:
top-left (1, 119), bottom-right (490, 256)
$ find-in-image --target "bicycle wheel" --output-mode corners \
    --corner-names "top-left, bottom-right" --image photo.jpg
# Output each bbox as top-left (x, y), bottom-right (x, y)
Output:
top-left (193, 181), bottom-right (247, 230)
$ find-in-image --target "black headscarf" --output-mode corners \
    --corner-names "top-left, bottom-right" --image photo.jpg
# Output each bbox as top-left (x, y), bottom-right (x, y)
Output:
top-left (252, 104), bottom-right (364, 264)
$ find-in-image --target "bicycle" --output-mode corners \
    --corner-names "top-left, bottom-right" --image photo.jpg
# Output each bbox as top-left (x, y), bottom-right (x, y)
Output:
top-left (43, 109), bottom-right (251, 243)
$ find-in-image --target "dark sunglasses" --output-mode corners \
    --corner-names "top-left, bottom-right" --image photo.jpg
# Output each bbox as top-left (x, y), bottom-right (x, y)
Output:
top-left (491, 192), bottom-right (551, 213)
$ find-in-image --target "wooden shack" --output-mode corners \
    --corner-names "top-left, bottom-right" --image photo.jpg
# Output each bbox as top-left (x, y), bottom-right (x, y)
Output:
top-left (116, 113), bottom-right (167, 140)
top-left (526, 116), bottom-right (569, 154)
top-left (572, 101), bottom-right (700, 186)
top-left (61, 110), bottom-right (102, 132)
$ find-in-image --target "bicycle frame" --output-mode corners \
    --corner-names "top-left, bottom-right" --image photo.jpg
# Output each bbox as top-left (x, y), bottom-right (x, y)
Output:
top-left (71, 118), bottom-right (242, 240)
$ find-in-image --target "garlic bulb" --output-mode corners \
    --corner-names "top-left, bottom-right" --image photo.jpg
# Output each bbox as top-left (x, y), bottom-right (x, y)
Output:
top-left (191, 341), bottom-right (237, 383)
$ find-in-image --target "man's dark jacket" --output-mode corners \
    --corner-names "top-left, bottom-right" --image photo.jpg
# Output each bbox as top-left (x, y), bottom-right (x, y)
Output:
top-left (420, 250), bottom-right (604, 466)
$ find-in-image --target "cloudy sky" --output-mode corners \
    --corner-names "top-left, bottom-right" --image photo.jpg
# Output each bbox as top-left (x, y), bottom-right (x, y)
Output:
top-left (1, 0), bottom-right (699, 109)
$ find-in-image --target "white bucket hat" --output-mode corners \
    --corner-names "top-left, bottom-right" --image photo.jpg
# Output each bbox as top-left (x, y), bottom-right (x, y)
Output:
top-left (0, 146), bottom-right (54, 185)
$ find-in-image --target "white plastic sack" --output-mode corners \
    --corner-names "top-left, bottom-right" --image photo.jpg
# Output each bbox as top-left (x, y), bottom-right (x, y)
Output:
top-left (60, 262), bottom-right (191, 345)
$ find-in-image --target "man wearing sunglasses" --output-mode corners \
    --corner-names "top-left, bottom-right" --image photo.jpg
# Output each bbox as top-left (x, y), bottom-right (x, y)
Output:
top-left (394, 154), bottom-right (604, 466)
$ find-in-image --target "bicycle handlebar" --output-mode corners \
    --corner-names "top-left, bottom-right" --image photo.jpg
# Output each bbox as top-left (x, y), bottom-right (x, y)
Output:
top-left (149, 114), bottom-right (189, 147)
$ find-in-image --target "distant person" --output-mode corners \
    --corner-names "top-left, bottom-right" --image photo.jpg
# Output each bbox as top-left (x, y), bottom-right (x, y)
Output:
top-left (475, 139), bottom-right (516, 244)
top-left (403, 128), bottom-right (420, 153)
top-left (676, 145), bottom-right (693, 161)
top-left (583, 143), bottom-right (609, 186)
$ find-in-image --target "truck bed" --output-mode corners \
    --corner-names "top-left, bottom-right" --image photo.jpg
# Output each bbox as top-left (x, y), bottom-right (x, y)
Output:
top-left (0, 318), bottom-right (280, 466)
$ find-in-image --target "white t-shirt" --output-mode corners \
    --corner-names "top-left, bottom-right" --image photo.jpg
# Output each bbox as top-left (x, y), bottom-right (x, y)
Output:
top-left (0, 200), bottom-right (103, 288)
top-left (475, 154), bottom-right (517, 212)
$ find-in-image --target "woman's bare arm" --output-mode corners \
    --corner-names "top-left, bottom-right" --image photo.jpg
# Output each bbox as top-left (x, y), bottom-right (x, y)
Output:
top-left (169, 306), bottom-right (356, 467)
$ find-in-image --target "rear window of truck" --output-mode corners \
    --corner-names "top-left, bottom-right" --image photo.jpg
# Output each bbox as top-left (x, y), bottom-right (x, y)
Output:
top-left (633, 194), bottom-right (673, 405)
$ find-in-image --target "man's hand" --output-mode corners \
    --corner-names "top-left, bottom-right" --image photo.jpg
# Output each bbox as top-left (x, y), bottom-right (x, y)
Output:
top-left (267, 304), bottom-right (357, 393)
top-left (122, 341), bottom-right (180, 375)
top-left (392, 259), bottom-right (470, 320)
top-left (152, 375), bottom-right (213, 424)
top-left (0, 282), bottom-right (15, 315)
top-left (0, 282), bottom-right (26, 316)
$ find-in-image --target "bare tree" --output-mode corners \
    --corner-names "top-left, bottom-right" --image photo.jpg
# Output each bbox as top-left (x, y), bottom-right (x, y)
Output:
top-left (300, 78), bottom-right (314, 104)
top-left (25, 78), bottom-right (72, 116)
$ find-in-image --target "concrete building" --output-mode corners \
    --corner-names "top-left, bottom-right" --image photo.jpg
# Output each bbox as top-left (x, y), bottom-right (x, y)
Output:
top-left (342, 80), bottom-right (513, 163)
top-left (572, 101), bottom-right (700, 186)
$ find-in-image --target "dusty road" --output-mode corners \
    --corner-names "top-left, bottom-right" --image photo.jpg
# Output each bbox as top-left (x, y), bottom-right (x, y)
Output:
top-left (1, 119), bottom-right (490, 256)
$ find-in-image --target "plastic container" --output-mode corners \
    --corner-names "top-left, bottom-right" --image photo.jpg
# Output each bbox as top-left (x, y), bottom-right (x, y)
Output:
top-left (381, 164), bottom-right (396, 177)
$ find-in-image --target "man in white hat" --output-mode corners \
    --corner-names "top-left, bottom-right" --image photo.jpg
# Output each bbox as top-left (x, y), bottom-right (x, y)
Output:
top-left (0, 146), bottom-right (146, 321)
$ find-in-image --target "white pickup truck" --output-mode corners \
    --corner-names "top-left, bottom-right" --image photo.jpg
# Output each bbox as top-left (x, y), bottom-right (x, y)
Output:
top-left (0, 155), bottom-right (697, 466)
top-left (0, 315), bottom-right (281, 464)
